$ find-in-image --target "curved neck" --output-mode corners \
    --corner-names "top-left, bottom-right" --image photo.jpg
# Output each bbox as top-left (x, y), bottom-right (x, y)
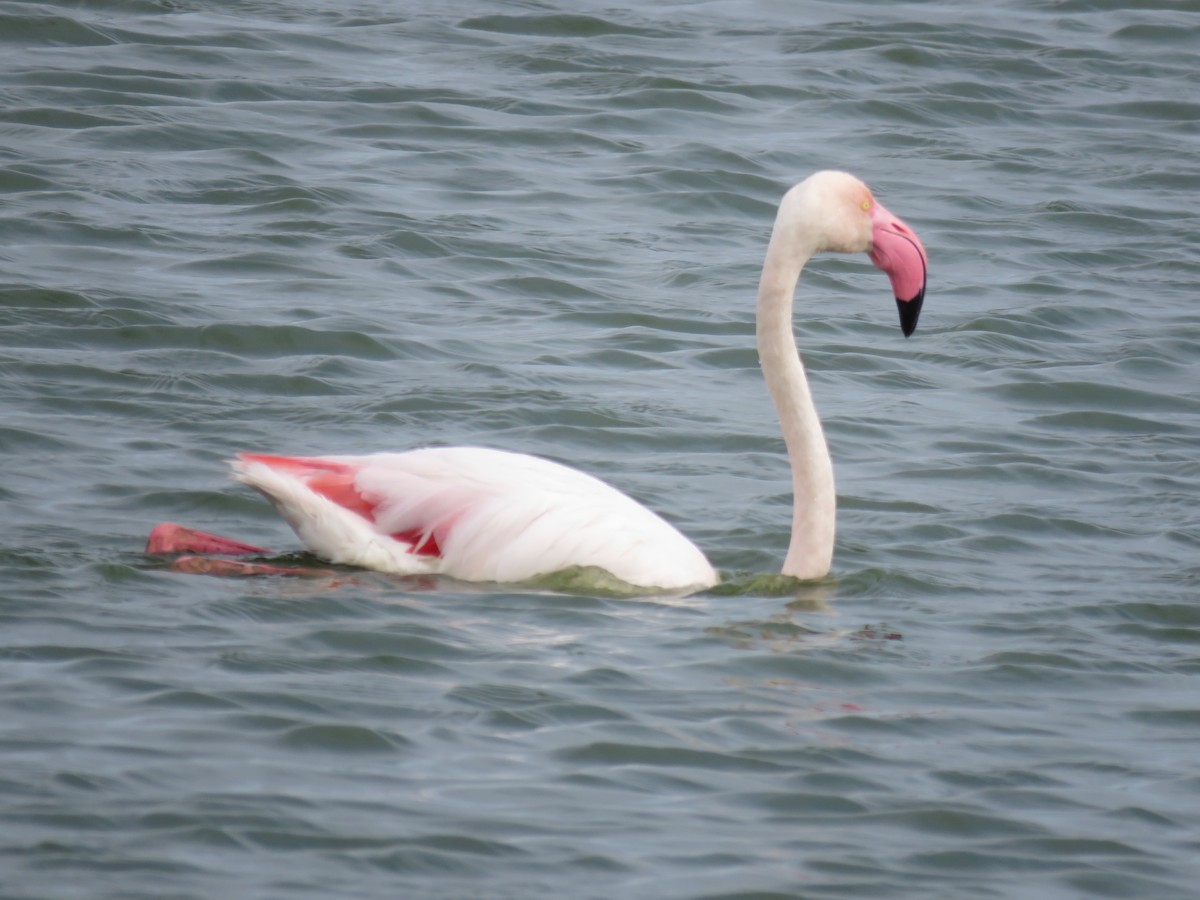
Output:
top-left (756, 229), bottom-right (835, 580)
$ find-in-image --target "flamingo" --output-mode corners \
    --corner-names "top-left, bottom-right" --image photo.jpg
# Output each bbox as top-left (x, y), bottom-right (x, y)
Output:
top-left (147, 171), bottom-right (927, 590)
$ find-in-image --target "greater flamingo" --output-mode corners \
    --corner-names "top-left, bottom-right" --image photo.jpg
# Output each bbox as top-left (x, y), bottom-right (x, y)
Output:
top-left (147, 171), bottom-right (927, 590)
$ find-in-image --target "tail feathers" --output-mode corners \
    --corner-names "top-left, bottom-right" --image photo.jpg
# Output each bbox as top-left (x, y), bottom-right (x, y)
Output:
top-left (235, 453), bottom-right (377, 522)
top-left (236, 453), bottom-right (345, 475)
top-left (231, 455), bottom-right (436, 574)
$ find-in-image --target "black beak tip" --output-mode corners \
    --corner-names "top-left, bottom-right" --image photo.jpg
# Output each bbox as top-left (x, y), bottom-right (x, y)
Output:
top-left (896, 289), bottom-right (924, 338)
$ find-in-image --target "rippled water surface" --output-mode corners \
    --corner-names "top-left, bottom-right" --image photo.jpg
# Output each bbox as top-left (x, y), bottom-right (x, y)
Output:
top-left (3, 1), bottom-right (1200, 897)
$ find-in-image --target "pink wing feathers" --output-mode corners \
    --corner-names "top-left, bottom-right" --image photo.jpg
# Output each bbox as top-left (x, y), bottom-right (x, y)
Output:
top-left (236, 454), bottom-right (446, 556)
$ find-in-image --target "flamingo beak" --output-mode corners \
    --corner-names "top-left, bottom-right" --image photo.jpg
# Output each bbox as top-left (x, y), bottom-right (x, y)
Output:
top-left (868, 202), bottom-right (927, 337)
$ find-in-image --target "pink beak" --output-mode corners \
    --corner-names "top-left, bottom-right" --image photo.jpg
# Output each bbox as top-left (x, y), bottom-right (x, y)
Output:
top-left (868, 202), bottom-right (927, 337)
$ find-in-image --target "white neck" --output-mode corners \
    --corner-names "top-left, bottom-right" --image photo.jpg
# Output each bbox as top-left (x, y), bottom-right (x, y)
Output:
top-left (755, 223), bottom-right (836, 580)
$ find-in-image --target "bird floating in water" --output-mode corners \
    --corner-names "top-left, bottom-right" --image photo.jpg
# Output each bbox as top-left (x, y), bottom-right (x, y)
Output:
top-left (148, 170), bottom-right (927, 591)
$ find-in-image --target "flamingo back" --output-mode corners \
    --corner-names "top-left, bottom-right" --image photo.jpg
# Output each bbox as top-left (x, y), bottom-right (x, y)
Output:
top-left (232, 447), bottom-right (718, 591)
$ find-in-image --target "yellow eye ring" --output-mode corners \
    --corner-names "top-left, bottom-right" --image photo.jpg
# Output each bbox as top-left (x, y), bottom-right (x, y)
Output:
top-left (861, 199), bottom-right (872, 211)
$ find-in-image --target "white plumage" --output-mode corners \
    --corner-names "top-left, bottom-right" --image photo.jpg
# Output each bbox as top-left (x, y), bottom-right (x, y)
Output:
top-left (232, 447), bottom-right (719, 591)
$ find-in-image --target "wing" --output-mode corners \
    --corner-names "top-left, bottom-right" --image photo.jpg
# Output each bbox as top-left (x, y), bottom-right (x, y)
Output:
top-left (232, 447), bottom-right (717, 591)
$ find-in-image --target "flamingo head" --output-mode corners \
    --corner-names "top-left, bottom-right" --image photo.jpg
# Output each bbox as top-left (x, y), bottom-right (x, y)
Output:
top-left (786, 171), bottom-right (928, 337)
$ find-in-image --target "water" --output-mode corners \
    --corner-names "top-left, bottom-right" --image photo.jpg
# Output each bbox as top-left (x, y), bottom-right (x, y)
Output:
top-left (2, 1), bottom-right (1199, 896)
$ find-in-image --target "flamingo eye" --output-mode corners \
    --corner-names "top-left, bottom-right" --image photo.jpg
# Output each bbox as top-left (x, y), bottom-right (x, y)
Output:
top-left (861, 199), bottom-right (872, 212)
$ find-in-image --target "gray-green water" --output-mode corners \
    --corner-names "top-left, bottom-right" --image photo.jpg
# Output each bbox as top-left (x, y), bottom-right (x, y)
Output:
top-left (3, 1), bottom-right (1199, 897)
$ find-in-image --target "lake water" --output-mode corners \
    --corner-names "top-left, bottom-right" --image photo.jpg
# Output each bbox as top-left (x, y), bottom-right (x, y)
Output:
top-left (2, 1), bottom-right (1199, 897)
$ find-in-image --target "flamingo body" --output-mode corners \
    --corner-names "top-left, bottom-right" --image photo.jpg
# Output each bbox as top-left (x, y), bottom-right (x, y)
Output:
top-left (232, 448), bottom-right (719, 590)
